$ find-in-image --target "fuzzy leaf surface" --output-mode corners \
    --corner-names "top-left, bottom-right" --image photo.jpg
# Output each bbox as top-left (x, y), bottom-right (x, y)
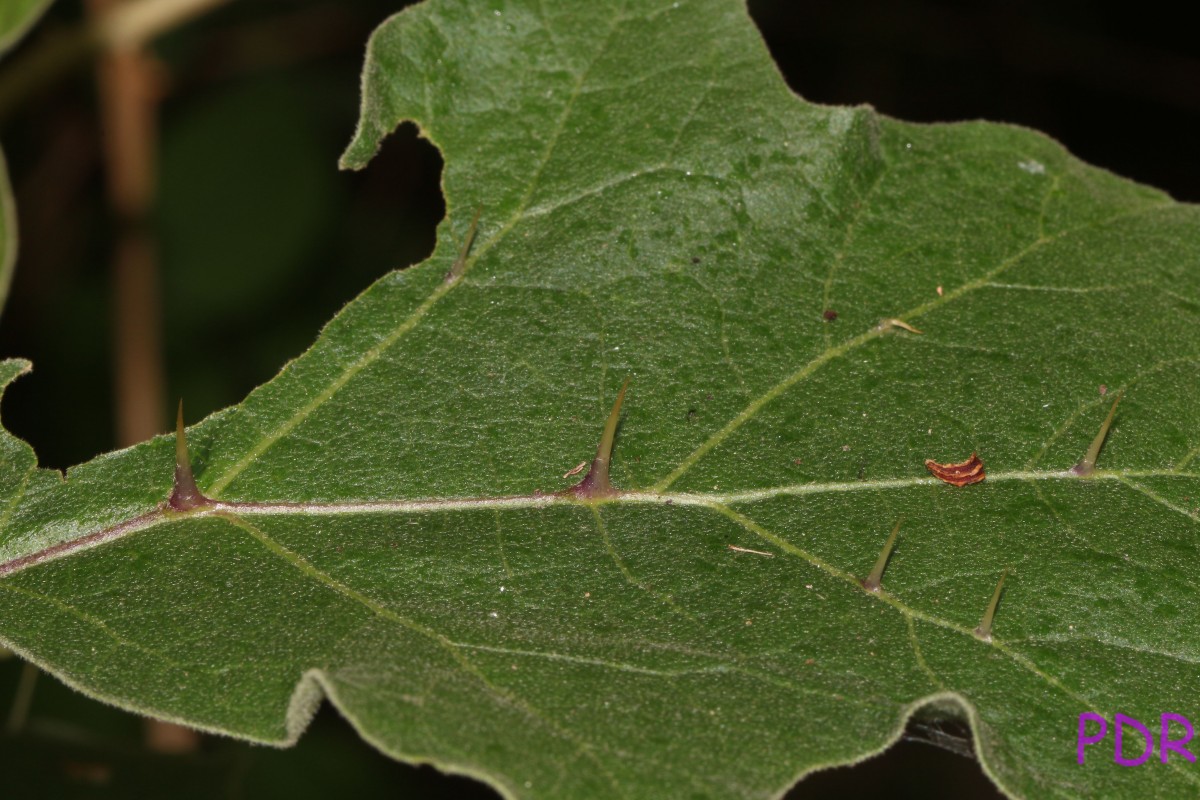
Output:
top-left (3, 1), bottom-right (1200, 798)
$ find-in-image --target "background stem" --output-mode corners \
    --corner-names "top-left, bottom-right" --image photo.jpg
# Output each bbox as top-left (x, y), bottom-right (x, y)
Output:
top-left (86, 0), bottom-right (196, 755)
top-left (0, 0), bottom-right (232, 120)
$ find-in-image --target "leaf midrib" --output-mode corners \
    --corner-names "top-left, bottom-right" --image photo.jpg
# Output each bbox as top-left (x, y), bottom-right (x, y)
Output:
top-left (207, 171), bottom-right (1173, 503)
top-left (7, 467), bottom-right (1200, 792)
top-left (205, 0), bottom-right (1177, 502)
top-left (4, 467), bottom-right (1195, 579)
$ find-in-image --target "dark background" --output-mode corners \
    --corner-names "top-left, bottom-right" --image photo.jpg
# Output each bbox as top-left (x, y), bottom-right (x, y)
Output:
top-left (1, 0), bottom-right (1196, 796)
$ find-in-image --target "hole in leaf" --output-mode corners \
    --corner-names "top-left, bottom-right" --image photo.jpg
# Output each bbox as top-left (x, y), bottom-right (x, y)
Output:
top-left (0, 50), bottom-right (445, 469)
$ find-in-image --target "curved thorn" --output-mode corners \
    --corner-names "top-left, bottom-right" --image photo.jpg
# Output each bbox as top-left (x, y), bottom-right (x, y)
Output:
top-left (878, 318), bottom-right (923, 334)
top-left (569, 378), bottom-right (630, 499)
top-left (1071, 390), bottom-right (1124, 477)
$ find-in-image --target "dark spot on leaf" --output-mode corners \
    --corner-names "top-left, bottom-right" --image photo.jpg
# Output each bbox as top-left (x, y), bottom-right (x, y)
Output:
top-left (823, 309), bottom-right (838, 321)
top-left (691, 256), bottom-right (700, 264)
top-left (687, 409), bottom-right (698, 422)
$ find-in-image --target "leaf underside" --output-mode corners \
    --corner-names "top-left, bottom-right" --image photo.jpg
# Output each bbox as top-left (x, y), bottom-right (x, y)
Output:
top-left (3, 1), bottom-right (1200, 798)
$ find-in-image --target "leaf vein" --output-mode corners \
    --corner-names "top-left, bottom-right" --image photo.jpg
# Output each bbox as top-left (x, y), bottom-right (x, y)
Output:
top-left (708, 502), bottom-right (1121, 729)
top-left (219, 510), bottom-right (628, 797)
top-left (206, 6), bottom-right (628, 496)
top-left (652, 201), bottom-right (1177, 492)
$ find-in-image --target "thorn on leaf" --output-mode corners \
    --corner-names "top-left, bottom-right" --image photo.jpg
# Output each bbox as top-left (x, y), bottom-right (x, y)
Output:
top-left (861, 518), bottom-right (903, 593)
top-left (974, 570), bottom-right (1008, 643)
top-left (170, 400), bottom-right (211, 512)
top-left (444, 207), bottom-right (482, 283)
top-left (878, 318), bottom-right (923, 334)
top-left (1071, 390), bottom-right (1124, 477)
top-left (566, 378), bottom-right (630, 500)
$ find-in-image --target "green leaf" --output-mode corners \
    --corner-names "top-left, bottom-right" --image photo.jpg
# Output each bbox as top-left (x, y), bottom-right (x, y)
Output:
top-left (3, 1), bottom-right (1200, 798)
top-left (0, 0), bottom-right (51, 313)
top-left (0, 0), bottom-right (52, 56)
top-left (0, 658), bottom-right (459, 798)
top-left (0, 152), bottom-right (16, 314)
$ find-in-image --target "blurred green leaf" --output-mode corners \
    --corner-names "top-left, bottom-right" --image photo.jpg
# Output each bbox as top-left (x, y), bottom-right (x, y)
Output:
top-left (0, 151), bottom-right (16, 314)
top-left (0, 0), bottom-right (60, 331)
top-left (0, 659), bottom-right (483, 799)
top-left (0, 0), bottom-right (53, 56)
top-left (3, 1), bottom-right (1200, 798)
top-left (159, 78), bottom-right (337, 327)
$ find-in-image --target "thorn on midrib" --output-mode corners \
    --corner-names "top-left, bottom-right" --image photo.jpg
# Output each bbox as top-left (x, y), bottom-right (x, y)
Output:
top-left (169, 400), bottom-right (212, 512)
top-left (567, 377), bottom-right (630, 500)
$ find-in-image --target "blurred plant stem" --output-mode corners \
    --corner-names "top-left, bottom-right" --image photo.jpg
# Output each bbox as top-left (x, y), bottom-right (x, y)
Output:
top-left (4, 661), bottom-right (37, 734)
top-left (0, 0), bottom-right (233, 121)
top-left (88, 0), bottom-right (165, 448)
top-left (86, 0), bottom-right (197, 755)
